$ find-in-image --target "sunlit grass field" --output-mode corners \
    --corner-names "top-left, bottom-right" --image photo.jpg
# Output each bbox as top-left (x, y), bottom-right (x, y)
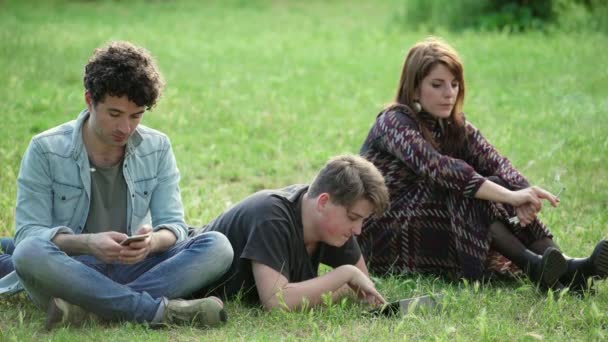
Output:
top-left (0, 0), bottom-right (607, 340)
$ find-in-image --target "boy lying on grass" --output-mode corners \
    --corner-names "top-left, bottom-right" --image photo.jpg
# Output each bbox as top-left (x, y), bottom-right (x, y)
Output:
top-left (191, 155), bottom-right (388, 310)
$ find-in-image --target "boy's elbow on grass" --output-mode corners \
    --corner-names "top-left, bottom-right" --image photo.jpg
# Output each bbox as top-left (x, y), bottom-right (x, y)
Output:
top-left (261, 297), bottom-right (280, 311)
top-left (260, 288), bottom-right (317, 312)
top-left (260, 295), bottom-right (296, 312)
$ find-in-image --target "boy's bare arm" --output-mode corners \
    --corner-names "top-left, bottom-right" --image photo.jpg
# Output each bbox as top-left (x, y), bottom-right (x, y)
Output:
top-left (252, 260), bottom-right (384, 311)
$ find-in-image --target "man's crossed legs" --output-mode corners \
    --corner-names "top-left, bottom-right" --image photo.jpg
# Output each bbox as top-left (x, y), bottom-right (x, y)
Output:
top-left (11, 231), bottom-right (233, 329)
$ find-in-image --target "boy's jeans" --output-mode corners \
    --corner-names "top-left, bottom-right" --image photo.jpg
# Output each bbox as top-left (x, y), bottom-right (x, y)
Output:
top-left (12, 231), bottom-right (233, 323)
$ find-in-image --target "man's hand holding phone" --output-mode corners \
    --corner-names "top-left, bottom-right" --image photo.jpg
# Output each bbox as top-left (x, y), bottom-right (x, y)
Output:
top-left (120, 233), bottom-right (152, 246)
top-left (80, 231), bottom-right (129, 264)
top-left (119, 225), bottom-right (154, 264)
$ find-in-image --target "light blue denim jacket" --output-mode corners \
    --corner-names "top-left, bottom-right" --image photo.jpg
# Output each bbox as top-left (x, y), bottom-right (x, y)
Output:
top-left (0, 109), bottom-right (188, 295)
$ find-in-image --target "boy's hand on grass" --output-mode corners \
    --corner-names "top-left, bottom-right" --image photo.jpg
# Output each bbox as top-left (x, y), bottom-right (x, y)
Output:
top-left (348, 266), bottom-right (386, 306)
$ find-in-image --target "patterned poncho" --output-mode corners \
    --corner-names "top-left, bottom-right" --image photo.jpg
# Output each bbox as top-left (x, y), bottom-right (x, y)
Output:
top-left (359, 106), bottom-right (552, 279)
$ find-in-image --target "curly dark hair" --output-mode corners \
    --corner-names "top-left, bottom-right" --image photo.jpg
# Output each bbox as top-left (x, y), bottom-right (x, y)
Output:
top-left (84, 41), bottom-right (164, 109)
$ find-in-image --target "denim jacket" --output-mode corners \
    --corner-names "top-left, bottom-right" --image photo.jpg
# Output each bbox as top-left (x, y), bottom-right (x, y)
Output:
top-left (0, 109), bottom-right (188, 295)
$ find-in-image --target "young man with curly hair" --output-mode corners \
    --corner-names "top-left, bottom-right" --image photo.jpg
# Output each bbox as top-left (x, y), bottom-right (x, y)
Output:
top-left (0, 41), bottom-right (233, 329)
top-left (191, 155), bottom-right (389, 310)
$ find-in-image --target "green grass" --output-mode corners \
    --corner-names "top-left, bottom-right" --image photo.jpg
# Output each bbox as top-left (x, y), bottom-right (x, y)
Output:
top-left (1, 0), bottom-right (607, 340)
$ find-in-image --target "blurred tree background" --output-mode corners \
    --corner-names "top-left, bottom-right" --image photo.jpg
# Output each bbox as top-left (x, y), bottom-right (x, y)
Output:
top-left (400, 0), bottom-right (608, 33)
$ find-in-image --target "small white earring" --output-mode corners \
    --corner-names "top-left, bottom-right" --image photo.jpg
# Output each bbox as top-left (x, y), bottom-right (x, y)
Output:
top-left (413, 100), bottom-right (422, 112)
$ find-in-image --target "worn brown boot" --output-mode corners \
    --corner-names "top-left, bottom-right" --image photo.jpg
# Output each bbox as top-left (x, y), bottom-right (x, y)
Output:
top-left (45, 297), bottom-right (99, 331)
top-left (161, 296), bottom-right (227, 327)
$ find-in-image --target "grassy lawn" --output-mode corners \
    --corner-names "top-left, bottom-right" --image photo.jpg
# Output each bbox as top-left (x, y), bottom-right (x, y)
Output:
top-left (1, 0), bottom-right (607, 340)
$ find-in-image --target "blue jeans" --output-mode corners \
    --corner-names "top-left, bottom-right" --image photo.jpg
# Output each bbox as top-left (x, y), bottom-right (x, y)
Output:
top-left (0, 237), bottom-right (15, 278)
top-left (12, 232), bottom-right (233, 323)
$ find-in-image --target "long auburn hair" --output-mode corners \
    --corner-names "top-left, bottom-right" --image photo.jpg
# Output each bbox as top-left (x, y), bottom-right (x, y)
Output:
top-left (388, 37), bottom-right (467, 157)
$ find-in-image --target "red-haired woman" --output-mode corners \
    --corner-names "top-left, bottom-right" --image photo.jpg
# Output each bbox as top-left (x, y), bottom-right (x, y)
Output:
top-left (359, 37), bottom-right (606, 292)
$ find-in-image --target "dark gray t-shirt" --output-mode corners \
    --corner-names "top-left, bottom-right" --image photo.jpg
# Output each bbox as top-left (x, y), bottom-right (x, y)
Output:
top-left (83, 160), bottom-right (127, 234)
top-left (191, 184), bottom-right (361, 302)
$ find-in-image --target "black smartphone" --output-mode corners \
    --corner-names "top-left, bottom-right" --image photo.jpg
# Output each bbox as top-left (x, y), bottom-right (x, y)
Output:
top-left (370, 294), bottom-right (443, 316)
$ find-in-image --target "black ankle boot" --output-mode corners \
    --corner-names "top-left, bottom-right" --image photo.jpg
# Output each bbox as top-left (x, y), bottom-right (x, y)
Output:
top-left (526, 247), bottom-right (567, 289)
top-left (560, 240), bottom-right (608, 293)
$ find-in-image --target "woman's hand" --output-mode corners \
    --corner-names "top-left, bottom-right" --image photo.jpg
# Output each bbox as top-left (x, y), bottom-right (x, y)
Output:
top-left (509, 186), bottom-right (559, 227)
top-left (509, 186), bottom-right (559, 208)
top-left (514, 203), bottom-right (538, 226)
